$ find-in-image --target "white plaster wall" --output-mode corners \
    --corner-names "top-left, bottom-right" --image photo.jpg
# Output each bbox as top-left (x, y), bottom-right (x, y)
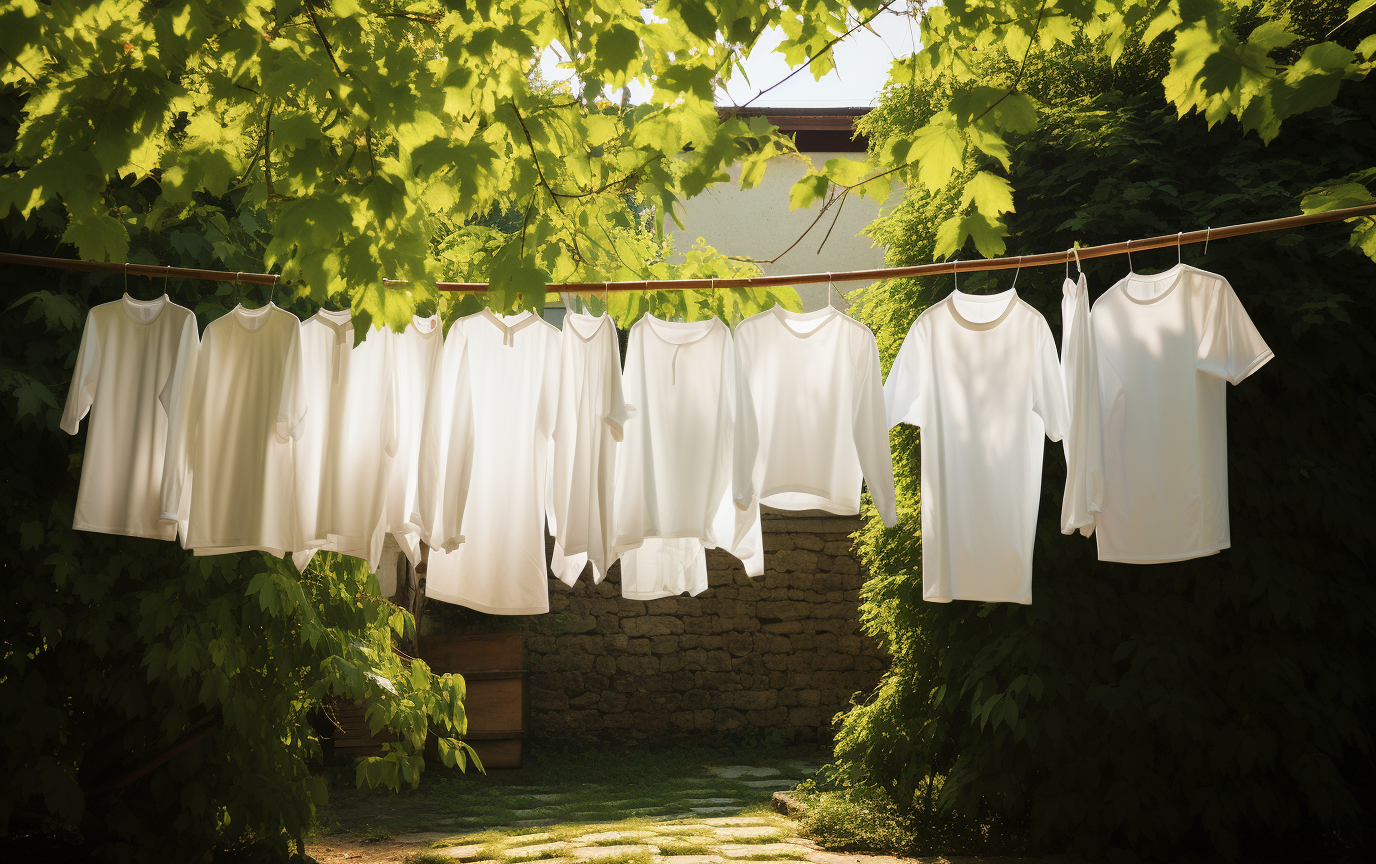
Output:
top-left (667, 151), bottom-right (896, 312)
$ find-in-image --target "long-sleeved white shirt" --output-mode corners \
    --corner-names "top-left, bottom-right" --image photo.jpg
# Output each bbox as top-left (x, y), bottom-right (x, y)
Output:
top-left (613, 315), bottom-right (761, 587)
top-left (422, 310), bottom-right (560, 615)
top-left (61, 294), bottom-right (199, 541)
top-left (291, 311), bottom-right (398, 572)
top-left (885, 289), bottom-right (1069, 605)
top-left (548, 312), bottom-right (629, 585)
top-left (1059, 273), bottom-right (1103, 537)
top-left (174, 304), bottom-right (307, 557)
top-left (1076, 264), bottom-right (1273, 563)
top-left (733, 305), bottom-right (897, 525)
top-left (385, 314), bottom-right (444, 567)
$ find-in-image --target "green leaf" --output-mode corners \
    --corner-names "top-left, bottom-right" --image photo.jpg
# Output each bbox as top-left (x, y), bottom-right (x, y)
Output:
top-left (19, 520), bottom-right (43, 550)
top-left (960, 171), bottom-right (1015, 218)
top-left (1300, 182), bottom-right (1374, 214)
top-left (60, 212), bottom-right (129, 262)
top-left (935, 212), bottom-right (1009, 258)
top-left (789, 172), bottom-right (830, 211)
top-left (594, 25), bottom-right (640, 78)
top-left (910, 115), bottom-right (966, 192)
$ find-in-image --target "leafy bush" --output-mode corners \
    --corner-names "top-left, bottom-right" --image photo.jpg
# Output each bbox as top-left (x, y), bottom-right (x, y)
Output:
top-left (835, 12), bottom-right (1376, 862)
top-left (0, 199), bottom-right (475, 861)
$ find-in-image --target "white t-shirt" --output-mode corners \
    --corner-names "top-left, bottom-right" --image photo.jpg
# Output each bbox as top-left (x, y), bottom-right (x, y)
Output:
top-left (61, 294), bottom-right (199, 541)
top-left (291, 312), bottom-right (398, 572)
top-left (549, 313), bottom-right (629, 585)
top-left (613, 315), bottom-right (761, 591)
top-left (177, 304), bottom-right (307, 557)
top-left (423, 310), bottom-right (561, 615)
top-left (385, 314), bottom-right (444, 567)
top-left (1082, 264), bottom-right (1273, 562)
top-left (733, 305), bottom-right (897, 524)
top-left (885, 289), bottom-right (1069, 605)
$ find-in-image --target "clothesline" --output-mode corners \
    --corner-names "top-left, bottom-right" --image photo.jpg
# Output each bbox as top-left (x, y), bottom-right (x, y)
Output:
top-left (2, 204), bottom-right (1373, 292)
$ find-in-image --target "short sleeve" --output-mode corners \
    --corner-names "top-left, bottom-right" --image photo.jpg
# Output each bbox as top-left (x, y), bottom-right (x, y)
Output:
top-left (1031, 321), bottom-right (1070, 443)
top-left (883, 317), bottom-right (928, 429)
top-left (1196, 276), bottom-right (1273, 385)
top-left (60, 309), bottom-right (101, 435)
top-left (275, 315), bottom-right (308, 442)
top-left (603, 327), bottom-right (629, 442)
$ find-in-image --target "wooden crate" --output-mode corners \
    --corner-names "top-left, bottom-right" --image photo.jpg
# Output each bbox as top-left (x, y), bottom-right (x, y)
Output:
top-left (421, 633), bottom-right (527, 769)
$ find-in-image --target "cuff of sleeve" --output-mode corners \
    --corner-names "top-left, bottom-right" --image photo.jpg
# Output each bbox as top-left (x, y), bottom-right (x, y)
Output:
top-left (1229, 348), bottom-right (1275, 385)
top-left (733, 492), bottom-right (754, 512)
top-left (743, 554), bottom-right (764, 578)
top-left (441, 535), bottom-right (465, 553)
top-left (603, 415), bottom-right (625, 443)
top-left (275, 416), bottom-right (306, 443)
top-left (159, 512), bottom-right (179, 523)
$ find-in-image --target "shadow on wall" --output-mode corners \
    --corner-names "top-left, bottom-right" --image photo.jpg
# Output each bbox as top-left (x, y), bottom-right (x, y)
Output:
top-left (418, 512), bottom-right (888, 742)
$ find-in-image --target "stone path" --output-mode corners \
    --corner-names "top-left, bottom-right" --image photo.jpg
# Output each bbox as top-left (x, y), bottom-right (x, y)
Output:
top-left (306, 757), bottom-right (1018, 864)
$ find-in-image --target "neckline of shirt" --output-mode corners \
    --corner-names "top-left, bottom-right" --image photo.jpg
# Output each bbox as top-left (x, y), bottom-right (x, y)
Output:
top-left (771, 304), bottom-right (840, 339)
top-left (1116, 262), bottom-right (1188, 306)
top-left (479, 308), bottom-right (543, 338)
top-left (564, 311), bottom-right (612, 343)
top-left (231, 303), bottom-right (280, 333)
top-left (946, 288), bottom-right (1019, 331)
top-left (121, 293), bottom-right (170, 326)
top-left (411, 314), bottom-right (442, 337)
top-left (310, 308), bottom-right (354, 330)
top-left (641, 313), bottom-right (718, 346)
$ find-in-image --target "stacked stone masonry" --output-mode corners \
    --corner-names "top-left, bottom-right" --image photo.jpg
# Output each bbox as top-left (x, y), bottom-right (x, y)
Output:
top-left (421, 514), bottom-right (889, 741)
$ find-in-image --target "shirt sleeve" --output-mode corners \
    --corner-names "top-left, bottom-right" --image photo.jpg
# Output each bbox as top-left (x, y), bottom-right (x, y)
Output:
top-left (854, 330), bottom-right (898, 528)
top-left (604, 328), bottom-right (629, 442)
top-left (729, 330), bottom-right (759, 512)
top-left (883, 317), bottom-right (927, 429)
top-left (437, 335), bottom-right (477, 552)
top-left (158, 312), bottom-right (201, 529)
top-left (1196, 275), bottom-right (1274, 384)
top-left (1059, 274), bottom-right (1104, 536)
top-left (275, 315), bottom-right (308, 442)
top-left (1032, 322), bottom-right (1071, 443)
top-left (60, 309), bottom-right (101, 435)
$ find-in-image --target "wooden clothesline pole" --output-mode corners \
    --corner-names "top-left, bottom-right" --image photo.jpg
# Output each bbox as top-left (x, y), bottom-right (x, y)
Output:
top-left (2, 205), bottom-right (1373, 292)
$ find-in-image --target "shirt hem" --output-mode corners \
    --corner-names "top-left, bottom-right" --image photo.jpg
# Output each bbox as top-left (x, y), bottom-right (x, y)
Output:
top-left (423, 588), bottom-right (548, 616)
top-left (73, 521), bottom-right (178, 541)
top-left (925, 594), bottom-right (1032, 605)
top-left (1097, 546), bottom-right (1225, 564)
top-left (759, 486), bottom-right (861, 515)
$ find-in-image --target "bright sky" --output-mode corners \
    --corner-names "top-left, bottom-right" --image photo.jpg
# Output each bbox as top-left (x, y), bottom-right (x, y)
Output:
top-left (539, 5), bottom-right (920, 109)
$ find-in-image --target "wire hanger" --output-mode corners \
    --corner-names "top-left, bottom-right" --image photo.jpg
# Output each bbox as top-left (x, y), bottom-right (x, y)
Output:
top-left (1125, 238), bottom-right (1135, 274)
top-left (826, 272), bottom-right (836, 310)
top-left (1010, 256), bottom-right (1023, 291)
top-left (952, 258), bottom-right (959, 292)
top-left (1202, 226), bottom-right (1211, 258)
top-left (1176, 231), bottom-right (1183, 266)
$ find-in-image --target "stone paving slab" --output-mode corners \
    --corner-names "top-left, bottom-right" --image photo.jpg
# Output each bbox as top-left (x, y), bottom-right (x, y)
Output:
top-left (705, 767), bottom-right (783, 779)
top-left (689, 806), bottom-right (742, 815)
top-left (738, 780), bottom-right (798, 790)
top-left (651, 857), bottom-right (725, 864)
top-left (709, 826), bottom-right (783, 840)
top-left (435, 844), bottom-right (486, 859)
top-left (682, 798), bottom-right (742, 805)
top-left (699, 818), bottom-right (772, 827)
top-left (571, 844), bottom-right (659, 859)
top-left (509, 833), bottom-right (555, 845)
top-left (575, 830), bottom-right (657, 843)
top-left (503, 842), bottom-right (569, 858)
top-left (716, 843), bottom-right (811, 859)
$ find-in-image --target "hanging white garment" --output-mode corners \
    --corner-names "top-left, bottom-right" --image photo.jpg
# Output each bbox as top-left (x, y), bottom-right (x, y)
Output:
top-left (171, 304), bottom-right (307, 557)
top-left (412, 316), bottom-right (474, 552)
top-left (733, 305), bottom-right (897, 527)
top-left (884, 289), bottom-right (1069, 605)
top-left (548, 313), bottom-right (629, 585)
top-left (1076, 264), bottom-right (1273, 562)
top-left (60, 294), bottom-right (199, 542)
top-left (620, 538), bottom-right (709, 599)
top-left (290, 312), bottom-right (398, 572)
top-left (613, 314), bottom-right (762, 597)
top-left (385, 314), bottom-right (444, 567)
top-left (292, 310), bottom-right (354, 567)
top-left (1059, 273), bottom-right (1104, 537)
top-left (422, 310), bottom-right (560, 615)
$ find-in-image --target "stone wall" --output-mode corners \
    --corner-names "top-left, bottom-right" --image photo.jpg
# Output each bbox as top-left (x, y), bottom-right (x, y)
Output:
top-left (418, 513), bottom-right (888, 741)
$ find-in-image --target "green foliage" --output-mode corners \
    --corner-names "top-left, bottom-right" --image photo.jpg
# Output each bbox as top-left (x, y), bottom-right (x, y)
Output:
top-left (791, 0), bottom-right (1375, 259)
top-left (836, 12), bottom-right (1376, 861)
top-left (0, 200), bottom-right (476, 860)
top-left (0, 0), bottom-right (877, 327)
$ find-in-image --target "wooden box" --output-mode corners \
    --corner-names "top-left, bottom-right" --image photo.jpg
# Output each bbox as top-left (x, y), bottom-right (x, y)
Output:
top-left (421, 633), bottom-right (527, 769)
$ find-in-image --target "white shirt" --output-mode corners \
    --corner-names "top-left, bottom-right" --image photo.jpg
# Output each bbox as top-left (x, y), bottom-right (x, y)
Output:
top-left (1059, 273), bottom-right (1104, 536)
top-left (422, 310), bottom-right (561, 615)
top-left (1081, 265), bottom-right (1272, 562)
top-left (175, 304), bottom-right (307, 557)
top-left (549, 313), bottom-right (629, 585)
top-left (291, 312), bottom-right (398, 571)
top-left (885, 289), bottom-right (1069, 605)
top-left (61, 294), bottom-right (199, 541)
top-left (385, 315), bottom-right (444, 567)
top-left (733, 305), bottom-right (897, 525)
top-left (613, 315), bottom-right (761, 590)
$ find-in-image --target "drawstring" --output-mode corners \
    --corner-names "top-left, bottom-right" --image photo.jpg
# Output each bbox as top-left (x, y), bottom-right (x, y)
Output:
top-left (670, 345), bottom-right (680, 385)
